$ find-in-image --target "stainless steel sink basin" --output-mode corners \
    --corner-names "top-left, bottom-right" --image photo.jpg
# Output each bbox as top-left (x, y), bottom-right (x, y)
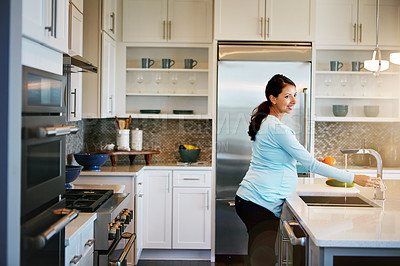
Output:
top-left (299, 195), bottom-right (378, 207)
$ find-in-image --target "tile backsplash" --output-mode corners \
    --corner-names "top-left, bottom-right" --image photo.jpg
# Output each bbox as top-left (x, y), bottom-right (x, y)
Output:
top-left (314, 122), bottom-right (400, 168)
top-left (66, 118), bottom-right (212, 165)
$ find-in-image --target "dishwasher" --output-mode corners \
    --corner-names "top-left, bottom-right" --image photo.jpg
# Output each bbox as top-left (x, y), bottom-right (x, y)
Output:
top-left (279, 203), bottom-right (308, 266)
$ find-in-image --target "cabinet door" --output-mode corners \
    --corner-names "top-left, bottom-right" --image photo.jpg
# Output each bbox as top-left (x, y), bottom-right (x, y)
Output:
top-left (135, 172), bottom-right (144, 264)
top-left (168, 0), bottom-right (212, 43)
top-left (103, 0), bottom-right (117, 40)
top-left (22, 0), bottom-right (69, 53)
top-left (172, 187), bottom-right (211, 249)
top-left (214, 0), bottom-right (265, 40)
top-left (375, 0), bottom-right (400, 47)
top-left (101, 32), bottom-right (116, 118)
top-left (316, 0), bottom-right (358, 45)
top-left (267, 0), bottom-right (312, 41)
top-left (69, 4), bottom-right (84, 56)
top-left (122, 0), bottom-right (168, 42)
top-left (68, 71), bottom-right (82, 121)
top-left (358, 0), bottom-right (378, 46)
top-left (143, 170), bottom-right (172, 248)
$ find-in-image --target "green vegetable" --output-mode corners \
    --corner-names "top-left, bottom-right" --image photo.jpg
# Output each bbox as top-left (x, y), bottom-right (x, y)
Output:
top-left (326, 179), bottom-right (355, 187)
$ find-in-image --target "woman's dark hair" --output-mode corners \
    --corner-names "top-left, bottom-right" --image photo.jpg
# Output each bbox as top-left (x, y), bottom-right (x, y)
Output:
top-left (248, 74), bottom-right (296, 141)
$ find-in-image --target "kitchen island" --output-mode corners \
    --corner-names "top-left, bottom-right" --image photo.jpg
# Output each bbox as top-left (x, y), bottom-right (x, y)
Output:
top-left (286, 178), bottom-right (400, 265)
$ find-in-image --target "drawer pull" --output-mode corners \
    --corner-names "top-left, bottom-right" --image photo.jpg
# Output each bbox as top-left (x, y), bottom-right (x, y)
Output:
top-left (183, 178), bottom-right (201, 180)
top-left (85, 239), bottom-right (95, 247)
top-left (70, 254), bottom-right (82, 264)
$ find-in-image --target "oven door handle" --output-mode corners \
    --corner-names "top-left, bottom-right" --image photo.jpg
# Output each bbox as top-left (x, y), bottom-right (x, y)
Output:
top-left (42, 125), bottom-right (79, 137)
top-left (282, 220), bottom-right (306, 246)
top-left (109, 232), bottom-right (136, 266)
top-left (25, 209), bottom-right (79, 250)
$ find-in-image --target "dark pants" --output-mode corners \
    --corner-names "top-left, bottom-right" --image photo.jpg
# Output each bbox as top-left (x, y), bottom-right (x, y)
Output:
top-left (235, 195), bottom-right (280, 266)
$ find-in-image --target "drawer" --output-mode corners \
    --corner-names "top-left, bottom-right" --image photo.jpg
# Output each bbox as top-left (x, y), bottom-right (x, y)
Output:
top-left (173, 171), bottom-right (211, 187)
top-left (65, 235), bottom-right (79, 266)
top-left (80, 220), bottom-right (95, 255)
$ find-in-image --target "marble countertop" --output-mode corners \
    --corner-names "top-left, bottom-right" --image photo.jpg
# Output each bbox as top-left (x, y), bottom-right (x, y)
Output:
top-left (286, 178), bottom-right (400, 248)
top-left (71, 184), bottom-right (125, 193)
top-left (79, 162), bottom-right (212, 176)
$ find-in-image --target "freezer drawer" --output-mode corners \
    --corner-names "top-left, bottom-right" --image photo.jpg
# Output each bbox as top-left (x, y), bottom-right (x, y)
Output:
top-left (215, 199), bottom-right (248, 255)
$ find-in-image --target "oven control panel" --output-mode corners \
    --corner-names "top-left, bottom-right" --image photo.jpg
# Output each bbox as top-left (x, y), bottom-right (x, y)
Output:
top-left (108, 209), bottom-right (133, 240)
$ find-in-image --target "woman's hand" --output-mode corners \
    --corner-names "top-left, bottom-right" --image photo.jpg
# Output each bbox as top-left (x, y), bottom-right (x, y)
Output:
top-left (353, 174), bottom-right (381, 187)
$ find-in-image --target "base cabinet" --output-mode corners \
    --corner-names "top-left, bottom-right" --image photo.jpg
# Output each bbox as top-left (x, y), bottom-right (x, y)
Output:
top-left (142, 169), bottom-right (211, 249)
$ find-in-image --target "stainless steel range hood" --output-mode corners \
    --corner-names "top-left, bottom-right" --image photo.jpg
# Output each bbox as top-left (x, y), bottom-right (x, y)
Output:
top-left (63, 54), bottom-right (97, 73)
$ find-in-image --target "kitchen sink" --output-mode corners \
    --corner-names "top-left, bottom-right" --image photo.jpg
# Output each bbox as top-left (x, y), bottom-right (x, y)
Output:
top-left (299, 195), bottom-right (378, 207)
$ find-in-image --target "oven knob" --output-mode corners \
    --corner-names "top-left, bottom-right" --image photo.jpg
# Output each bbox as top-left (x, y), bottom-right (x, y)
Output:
top-left (108, 227), bottom-right (117, 240)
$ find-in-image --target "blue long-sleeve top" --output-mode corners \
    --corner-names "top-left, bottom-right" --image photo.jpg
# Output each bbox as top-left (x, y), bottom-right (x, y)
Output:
top-left (236, 115), bottom-right (354, 218)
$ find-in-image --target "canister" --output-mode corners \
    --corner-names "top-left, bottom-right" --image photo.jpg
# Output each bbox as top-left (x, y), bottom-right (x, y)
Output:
top-left (131, 128), bottom-right (143, 151)
top-left (117, 129), bottom-right (130, 151)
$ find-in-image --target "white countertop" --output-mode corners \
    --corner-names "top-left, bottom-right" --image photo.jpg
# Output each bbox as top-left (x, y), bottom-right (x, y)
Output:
top-left (71, 183), bottom-right (125, 193)
top-left (286, 178), bottom-right (400, 248)
top-left (78, 162), bottom-right (212, 176)
top-left (65, 213), bottom-right (97, 246)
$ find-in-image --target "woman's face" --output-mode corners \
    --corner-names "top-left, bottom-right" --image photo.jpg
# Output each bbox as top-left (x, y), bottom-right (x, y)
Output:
top-left (269, 84), bottom-right (297, 116)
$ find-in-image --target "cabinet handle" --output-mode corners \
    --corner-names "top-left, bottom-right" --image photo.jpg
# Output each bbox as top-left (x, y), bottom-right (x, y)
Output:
top-left (282, 221), bottom-right (306, 246)
top-left (183, 178), bottom-right (200, 180)
top-left (138, 194), bottom-right (143, 198)
top-left (71, 88), bottom-right (77, 117)
top-left (70, 254), bottom-right (82, 264)
top-left (110, 12), bottom-right (115, 34)
top-left (167, 175), bottom-right (170, 193)
top-left (359, 24), bottom-right (362, 43)
top-left (45, 0), bottom-right (57, 37)
top-left (163, 20), bottom-right (166, 40)
top-left (266, 18), bottom-right (270, 38)
top-left (168, 21), bottom-right (172, 40)
top-left (206, 191), bottom-right (209, 210)
top-left (109, 96), bottom-right (113, 114)
top-left (353, 23), bottom-right (357, 42)
top-left (260, 17), bottom-right (264, 38)
top-left (85, 239), bottom-right (95, 247)
top-left (138, 182), bottom-right (142, 185)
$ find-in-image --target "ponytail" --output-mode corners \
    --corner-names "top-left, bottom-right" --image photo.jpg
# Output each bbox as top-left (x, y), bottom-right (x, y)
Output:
top-left (248, 101), bottom-right (272, 141)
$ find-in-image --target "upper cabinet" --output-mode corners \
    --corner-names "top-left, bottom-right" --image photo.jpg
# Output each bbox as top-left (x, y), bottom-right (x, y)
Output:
top-left (316, 0), bottom-right (400, 47)
top-left (22, 0), bottom-right (69, 53)
top-left (103, 0), bottom-right (117, 40)
top-left (214, 0), bottom-right (314, 41)
top-left (69, 0), bottom-right (84, 56)
top-left (122, 0), bottom-right (213, 43)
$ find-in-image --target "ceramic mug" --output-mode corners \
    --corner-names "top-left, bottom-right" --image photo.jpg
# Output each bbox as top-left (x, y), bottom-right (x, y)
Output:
top-left (162, 58), bottom-right (175, 69)
top-left (142, 58), bottom-right (155, 68)
top-left (330, 61), bottom-right (343, 71)
top-left (352, 61), bottom-right (364, 71)
top-left (184, 59), bottom-right (198, 69)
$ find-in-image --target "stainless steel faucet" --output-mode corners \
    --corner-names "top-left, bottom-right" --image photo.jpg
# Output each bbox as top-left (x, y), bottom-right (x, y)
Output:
top-left (340, 149), bottom-right (386, 200)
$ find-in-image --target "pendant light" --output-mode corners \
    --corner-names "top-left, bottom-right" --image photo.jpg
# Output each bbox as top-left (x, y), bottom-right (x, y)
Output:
top-left (364, 0), bottom-right (389, 75)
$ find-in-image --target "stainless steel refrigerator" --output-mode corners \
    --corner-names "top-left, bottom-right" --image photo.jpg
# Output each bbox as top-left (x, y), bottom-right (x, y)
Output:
top-left (215, 42), bottom-right (312, 260)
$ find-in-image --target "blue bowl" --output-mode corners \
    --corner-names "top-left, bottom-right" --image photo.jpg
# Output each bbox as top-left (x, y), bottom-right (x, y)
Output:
top-left (73, 153), bottom-right (109, 171)
top-left (65, 165), bottom-right (83, 188)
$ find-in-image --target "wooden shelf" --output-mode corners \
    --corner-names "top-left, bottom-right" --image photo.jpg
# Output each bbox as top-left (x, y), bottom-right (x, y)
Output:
top-left (126, 93), bottom-right (208, 97)
top-left (126, 68), bottom-right (208, 73)
top-left (315, 116), bottom-right (400, 122)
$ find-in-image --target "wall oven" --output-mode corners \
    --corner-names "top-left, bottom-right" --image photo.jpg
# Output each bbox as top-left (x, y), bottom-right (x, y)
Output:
top-left (21, 66), bottom-right (78, 266)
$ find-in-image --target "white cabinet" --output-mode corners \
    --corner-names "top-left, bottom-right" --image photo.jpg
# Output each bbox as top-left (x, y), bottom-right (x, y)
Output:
top-left (124, 45), bottom-right (212, 119)
top-left (65, 214), bottom-right (96, 266)
top-left (135, 171), bottom-right (144, 264)
top-left (122, 0), bottom-right (212, 43)
top-left (101, 32), bottom-right (117, 118)
top-left (103, 0), bottom-right (117, 40)
top-left (69, 1), bottom-right (84, 56)
top-left (68, 71), bottom-right (83, 121)
top-left (214, 0), bottom-right (313, 41)
top-left (143, 170), bottom-right (172, 248)
top-left (142, 169), bottom-right (211, 249)
top-left (22, 0), bottom-right (69, 53)
top-left (316, 0), bottom-right (400, 47)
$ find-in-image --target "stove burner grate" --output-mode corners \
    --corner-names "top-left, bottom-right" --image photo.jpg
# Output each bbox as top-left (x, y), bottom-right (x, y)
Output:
top-left (64, 189), bottom-right (113, 212)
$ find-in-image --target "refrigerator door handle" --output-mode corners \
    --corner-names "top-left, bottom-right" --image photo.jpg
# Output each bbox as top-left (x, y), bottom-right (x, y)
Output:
top-left (228, 201), bottom-right (235, 207)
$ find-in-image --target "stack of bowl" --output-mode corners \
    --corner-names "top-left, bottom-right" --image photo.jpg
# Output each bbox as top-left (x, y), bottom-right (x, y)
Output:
top-left (332, 105), bottom-right (348, 117)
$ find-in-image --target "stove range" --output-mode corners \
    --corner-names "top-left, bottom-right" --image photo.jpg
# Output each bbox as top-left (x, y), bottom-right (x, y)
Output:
top-left (64, 188), bottom-right (135, 266)
top-left (64, 189), bottom-right (113, 212)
